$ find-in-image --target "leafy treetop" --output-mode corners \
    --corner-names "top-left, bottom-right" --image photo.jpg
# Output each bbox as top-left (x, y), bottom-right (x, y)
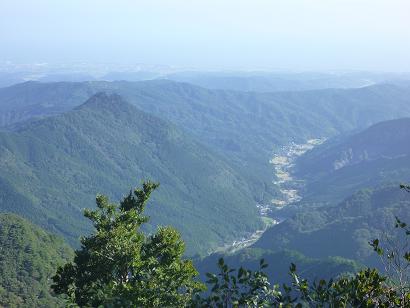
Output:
top-left (52, 181), bottom-right (204, 307)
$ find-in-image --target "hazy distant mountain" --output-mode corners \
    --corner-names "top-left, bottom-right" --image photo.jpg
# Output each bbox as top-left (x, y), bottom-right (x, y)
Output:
top-left (0, 93), bottom-right (262, 255)
top-left (296, 118), bottom-right (410, 202)
top-left (0, 71), bottom-right (96, 88)
top-left (36, 73), bottom-right (96, 82)
top-left (0, 72), bottom-right (28, 88)
top-left (0, 213), bottom-right (73, 307)
top-left (2, 69), bottom-right (409, 92)
top-left (165, 71), bottom-right (410, 92)
top-left (254, 185), bottom-right (410, 266)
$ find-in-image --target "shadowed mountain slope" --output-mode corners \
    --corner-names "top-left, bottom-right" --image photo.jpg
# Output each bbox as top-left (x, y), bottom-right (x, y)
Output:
top-left (254, 186), bottom-right (410, 266)
top-left (296, 118), bottom-right (410, 202)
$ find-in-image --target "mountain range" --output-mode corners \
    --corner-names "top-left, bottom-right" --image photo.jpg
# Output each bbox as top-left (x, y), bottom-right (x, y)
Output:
top-left (0, 93), bottom-right (262, 255)
top-left (2, 80), bottom-right (410, 204)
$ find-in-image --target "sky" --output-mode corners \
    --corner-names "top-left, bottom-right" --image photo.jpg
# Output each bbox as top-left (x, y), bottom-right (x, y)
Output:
top-left (1, 0), bottom-right (410, 72)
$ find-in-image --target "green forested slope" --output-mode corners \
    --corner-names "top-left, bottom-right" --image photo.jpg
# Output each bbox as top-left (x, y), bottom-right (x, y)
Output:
top-left (297, 118), bottom-right (410, 175)
top-left (0, 93), bottom-right (262, 255)
top-left (254, 186), bottom-right (410, 266)
top-left (0, 213), bottom-right (73, 307)
top-left (296, 118), bottom-right (410, 203)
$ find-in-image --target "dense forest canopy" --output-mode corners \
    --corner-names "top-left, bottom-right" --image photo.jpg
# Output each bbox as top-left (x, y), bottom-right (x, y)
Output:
top-left (0, 213), bottom-right (73, 307)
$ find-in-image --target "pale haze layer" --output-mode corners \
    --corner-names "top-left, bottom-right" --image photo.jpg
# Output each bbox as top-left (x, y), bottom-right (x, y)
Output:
top-left (1, 0), bottom-right (410, 71)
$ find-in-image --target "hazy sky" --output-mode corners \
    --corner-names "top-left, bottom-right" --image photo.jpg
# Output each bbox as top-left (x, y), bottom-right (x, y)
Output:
top-left (1, 0), bottom-right (410, 71)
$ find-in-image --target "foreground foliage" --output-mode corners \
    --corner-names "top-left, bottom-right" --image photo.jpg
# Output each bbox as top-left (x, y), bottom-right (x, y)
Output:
top-left (194, 247), bottom-right (362, 289)
top-left (52, 181), bottom-right (204, 307)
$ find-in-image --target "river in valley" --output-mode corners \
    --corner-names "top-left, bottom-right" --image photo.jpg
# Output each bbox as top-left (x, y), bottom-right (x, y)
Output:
top-left (212, 138), bottom-right (325, 255)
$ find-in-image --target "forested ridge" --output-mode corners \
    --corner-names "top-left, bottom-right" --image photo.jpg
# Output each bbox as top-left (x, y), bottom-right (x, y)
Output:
top-left (0, 213), bottom-right (73, 307)
top-left (0, 92), bottom-right (262, 255)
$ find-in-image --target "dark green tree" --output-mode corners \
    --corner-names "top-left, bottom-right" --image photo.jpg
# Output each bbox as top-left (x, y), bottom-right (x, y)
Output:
top-left (52, 181), bottom-right (204, 307)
